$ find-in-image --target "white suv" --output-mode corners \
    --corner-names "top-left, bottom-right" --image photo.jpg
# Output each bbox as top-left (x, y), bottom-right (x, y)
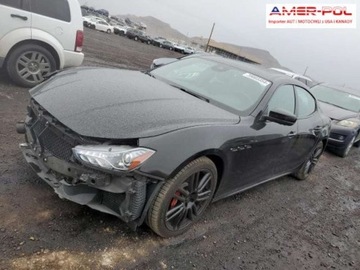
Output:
top-left (0, 0), bottom-right (84, 87)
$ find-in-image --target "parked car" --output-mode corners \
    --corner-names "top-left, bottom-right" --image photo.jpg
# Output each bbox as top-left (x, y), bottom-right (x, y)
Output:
top-left (183, 46), bottom-right (195, 54)
top-left (160, 40), bottom-right (174, 50)
top-left (310, 83), bottom-right (360, 157)
top-left (270, 68), bottom-right (315, 87)
top-left (0, 0), bottom-right (84, 87)
top-left (113, 25), bottom-right (128, 36)
top-left (150, 52), bottom-right (210, 69)
top-left (152, 37), bottom-right (166, 47)
top-left (17, 55), bottom-right (330, 237)
top-left (126, 29), bottom-right (151, 44)
top-left (88, 19), bottom-right (113, 34)
top-left (174, 44), bottom-right (186, 53)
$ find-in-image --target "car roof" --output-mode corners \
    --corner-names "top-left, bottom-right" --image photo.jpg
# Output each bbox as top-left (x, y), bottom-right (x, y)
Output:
top-left (269, 68), bottom-right (313, 81)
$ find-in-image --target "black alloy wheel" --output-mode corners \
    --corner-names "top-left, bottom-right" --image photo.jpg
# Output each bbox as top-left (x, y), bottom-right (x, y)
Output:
top-left (148, 157), bottom-right (217, 237)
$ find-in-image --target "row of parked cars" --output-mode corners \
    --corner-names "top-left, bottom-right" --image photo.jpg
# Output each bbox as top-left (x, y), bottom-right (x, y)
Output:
top-left (82, 15), bottom-right (196, 54)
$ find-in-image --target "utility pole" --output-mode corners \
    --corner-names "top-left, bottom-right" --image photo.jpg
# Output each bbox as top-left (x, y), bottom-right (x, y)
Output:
top-left (205, 23), bottom-right (215, 52)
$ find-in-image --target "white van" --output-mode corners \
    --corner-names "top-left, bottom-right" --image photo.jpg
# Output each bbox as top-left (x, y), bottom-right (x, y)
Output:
top-left (0, 0), bottom-right (84, 87)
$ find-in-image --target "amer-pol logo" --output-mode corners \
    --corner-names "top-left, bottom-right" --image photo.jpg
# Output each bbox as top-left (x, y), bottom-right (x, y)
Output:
top-left (266, 4), bottom-right (356, 28)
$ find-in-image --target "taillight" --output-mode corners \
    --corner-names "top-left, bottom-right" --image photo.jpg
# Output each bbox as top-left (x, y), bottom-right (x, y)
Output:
top-left (75, 30), bottom-right (84, 52)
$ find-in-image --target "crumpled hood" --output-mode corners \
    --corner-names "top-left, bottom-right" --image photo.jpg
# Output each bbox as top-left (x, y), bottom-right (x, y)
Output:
top-left (318, 101), bottom-right (359, 121)
top-left (30, 67), bottom-right (239, 139)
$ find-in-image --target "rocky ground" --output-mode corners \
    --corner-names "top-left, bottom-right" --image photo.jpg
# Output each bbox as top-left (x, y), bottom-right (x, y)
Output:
top-left (0, 29), bottom-right (359, 270)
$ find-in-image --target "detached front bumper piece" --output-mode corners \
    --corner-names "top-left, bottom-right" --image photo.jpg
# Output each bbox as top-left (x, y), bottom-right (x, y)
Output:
top-left (20, 142), bottom-right (150, 223)
top-left (20, 142), bottom-right (147, 223)
top-left (16, 98), bottom-right (157, 227)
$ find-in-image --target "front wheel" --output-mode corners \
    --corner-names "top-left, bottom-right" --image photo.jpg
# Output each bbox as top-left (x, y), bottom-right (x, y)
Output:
top-left (147, 157), bottom-right (217, 237)
top-left (6, 44), bottom-right (56, 87)
top-left (106, 29), bottom-right (111, 34)
top-left (293, 141), bottom-right (323, 180)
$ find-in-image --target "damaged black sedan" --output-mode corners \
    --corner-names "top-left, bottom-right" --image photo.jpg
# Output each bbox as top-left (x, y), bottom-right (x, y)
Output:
top-left (17, 56), bottom-right (330, 237)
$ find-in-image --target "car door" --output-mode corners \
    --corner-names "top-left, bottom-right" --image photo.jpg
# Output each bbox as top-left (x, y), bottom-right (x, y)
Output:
top-left (223, 85), bottom-right (298, 192)
top-left (97, 21), bottom-right (107, 31)
top-left (251, 84), bottom-right (299, 179)
top-left (291, 86), bottom-right (324, 168)
top-left (0, 0), bottom-right (31, 41)
top-left (30, 0), bottom-right (75, 51)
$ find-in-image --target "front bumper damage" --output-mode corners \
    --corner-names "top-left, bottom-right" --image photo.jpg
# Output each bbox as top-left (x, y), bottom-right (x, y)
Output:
top-left (17, 100), bottom-right (162, 229)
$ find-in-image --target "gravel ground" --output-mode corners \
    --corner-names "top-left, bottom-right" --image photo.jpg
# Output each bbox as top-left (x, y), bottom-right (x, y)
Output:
top-left (0, 29), bottom-right (359, 270)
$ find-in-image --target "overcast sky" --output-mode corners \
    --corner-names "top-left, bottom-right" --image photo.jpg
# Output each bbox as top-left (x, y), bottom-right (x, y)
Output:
top-left (79, 0), bottom-right (359, 89)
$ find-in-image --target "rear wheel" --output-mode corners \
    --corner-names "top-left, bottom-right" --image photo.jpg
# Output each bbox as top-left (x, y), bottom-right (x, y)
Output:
top-left (134, 36), bottom-right (138, 41)
top-left (147, 157), bottom-right (217, 237)
top-left (6, 44), bottom-right (56, 87)
top-left (106, 29), bottom-right (111, 34)
top-left (293, 141), bottom-right (323, 180)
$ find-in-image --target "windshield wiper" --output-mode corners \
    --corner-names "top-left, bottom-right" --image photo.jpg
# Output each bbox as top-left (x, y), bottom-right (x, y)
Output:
top-left (169, 84), bottom-right (209, 103)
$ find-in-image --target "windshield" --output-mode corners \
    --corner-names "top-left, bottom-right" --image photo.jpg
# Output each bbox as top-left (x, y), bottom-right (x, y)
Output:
top-left (150, 58), bottom-right (271, 114)
top-left (311, 85), bottom-right (360, 113)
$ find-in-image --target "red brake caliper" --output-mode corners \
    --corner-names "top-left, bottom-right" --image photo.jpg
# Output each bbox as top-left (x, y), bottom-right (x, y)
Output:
top-left (170, 191), bottom-right (181, 208)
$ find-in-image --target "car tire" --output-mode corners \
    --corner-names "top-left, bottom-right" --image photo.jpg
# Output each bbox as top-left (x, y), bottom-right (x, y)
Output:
top-left (134, 36), bottom-right (138, 41)
top-left (293, 141), bottom-right (323, 180)
top-left (6, 44), bottom-right (56, 88)
top-left (106, 29), bottom-right (111, 34)
top-left (147, 157), bottom-right (217, 237)
top-left (159, 44), bottom-right (162, 48)
top-left (338, 135), bottom-right (356, 157)
top-left (90, 24), bottom-right (95, 29)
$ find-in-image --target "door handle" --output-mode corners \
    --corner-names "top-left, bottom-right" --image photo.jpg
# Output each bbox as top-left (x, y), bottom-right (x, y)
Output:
top-left (287, 131), bottom-right (297, 138)
top-left (11, 14), bottom-right (28, 21)
top-left (313, 126), bottom-right (322, 135)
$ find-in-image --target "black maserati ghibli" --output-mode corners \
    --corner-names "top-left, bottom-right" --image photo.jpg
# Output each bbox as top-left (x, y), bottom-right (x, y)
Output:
top-left (17, 55), bottom-right (330, 237)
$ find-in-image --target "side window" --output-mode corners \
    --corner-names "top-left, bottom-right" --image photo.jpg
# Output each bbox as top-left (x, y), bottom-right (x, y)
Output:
top-left (31, 0), bottom-right (71, 22)
top-left (295, 86), bottom-right (316, 118)
top-left (0, 0), bottom-right (22, 9)
top-left (268, 85), bottom-right (295, 114)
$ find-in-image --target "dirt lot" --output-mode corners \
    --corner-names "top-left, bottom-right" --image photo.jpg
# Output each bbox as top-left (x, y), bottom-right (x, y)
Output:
top-left (0, 29), bottom-right (359, 270)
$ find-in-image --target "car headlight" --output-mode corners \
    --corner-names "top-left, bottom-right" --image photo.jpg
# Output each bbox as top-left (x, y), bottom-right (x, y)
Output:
top-left (337, 120), bottom-right (358, 128)
top-left (73, 145), bottom-right (155, 172)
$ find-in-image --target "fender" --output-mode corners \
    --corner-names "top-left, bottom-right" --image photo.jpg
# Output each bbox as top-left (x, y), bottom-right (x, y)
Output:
top-left (31, 28), bottom-right (65, 69)
top-left (0, 28), bottom-right (31, 59)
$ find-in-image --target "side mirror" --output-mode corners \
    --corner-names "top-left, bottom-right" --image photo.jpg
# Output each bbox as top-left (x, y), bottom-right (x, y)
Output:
top-left (264, 108), bottom-right (297, 126)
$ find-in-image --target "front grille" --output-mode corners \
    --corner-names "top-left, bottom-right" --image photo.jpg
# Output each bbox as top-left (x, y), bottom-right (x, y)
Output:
top-left (29, 102), bottom-right (77, 161)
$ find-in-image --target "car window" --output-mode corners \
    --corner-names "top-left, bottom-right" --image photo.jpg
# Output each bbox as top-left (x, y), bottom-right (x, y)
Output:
top-left (310, 85), bottom-right (360, 113)
top-left (268, 85), bottom-right (295, 115)
top-left (151, 57), bottom-right (271, 115)
top-left (295, 86), bottom-right (316, 118)
top-left (30, 0), bottom-right (70, 22)
top-left (0, 0), bottom-right (22, 9)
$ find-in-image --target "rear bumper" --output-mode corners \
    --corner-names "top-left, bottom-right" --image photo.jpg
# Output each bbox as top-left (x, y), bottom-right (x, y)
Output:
top-left (63, 50), bottom-right (84, 68)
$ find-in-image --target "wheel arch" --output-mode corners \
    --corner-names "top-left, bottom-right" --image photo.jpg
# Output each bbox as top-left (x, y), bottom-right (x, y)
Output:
top-left (4, 39), bottom-right (60, 70)
top-left (167, 149), bottom-right (226, 193)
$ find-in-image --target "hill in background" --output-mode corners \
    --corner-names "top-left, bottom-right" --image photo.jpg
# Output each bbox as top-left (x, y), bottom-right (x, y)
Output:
top-left (115, 14), bottom-right (282, 68)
